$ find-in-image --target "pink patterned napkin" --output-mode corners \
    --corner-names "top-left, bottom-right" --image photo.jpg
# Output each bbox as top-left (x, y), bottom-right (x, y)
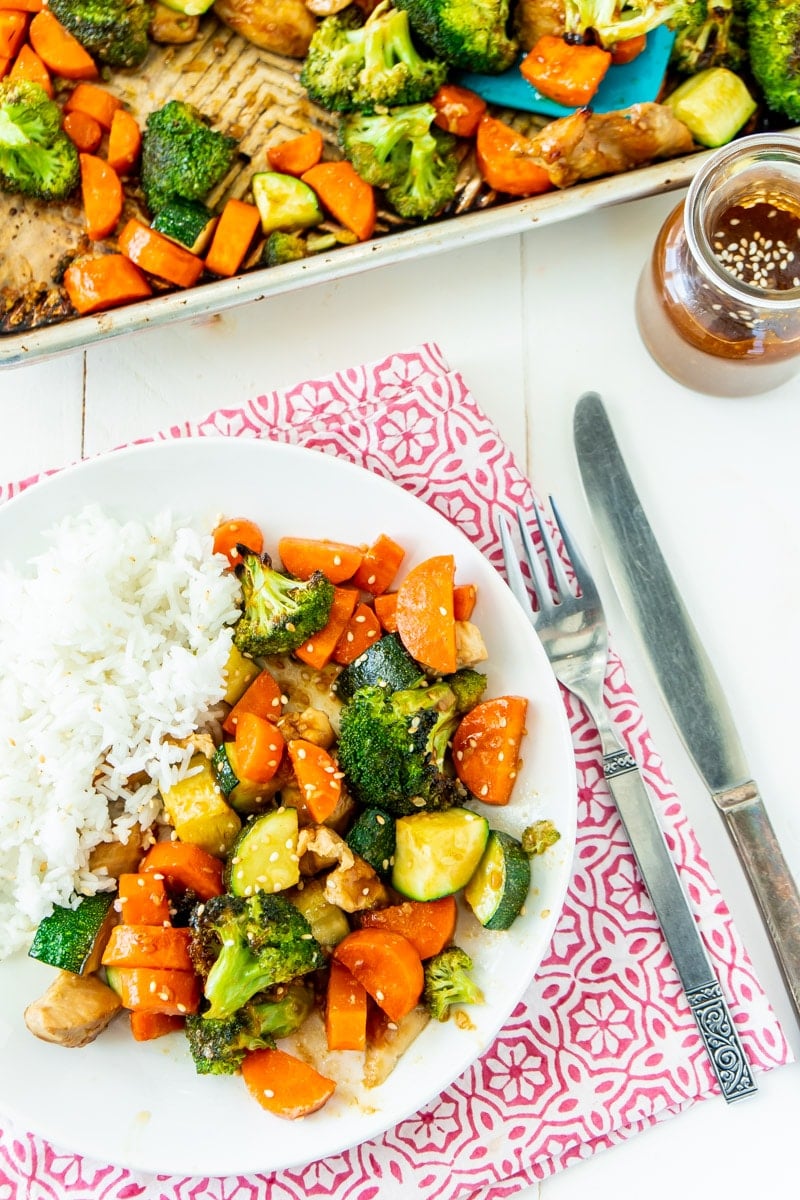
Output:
top-left (0, 342), bottom-right (791, 1200)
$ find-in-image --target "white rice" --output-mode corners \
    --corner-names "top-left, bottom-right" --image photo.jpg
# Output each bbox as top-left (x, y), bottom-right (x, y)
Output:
top-left (0, 504), bottom-right (242, 960)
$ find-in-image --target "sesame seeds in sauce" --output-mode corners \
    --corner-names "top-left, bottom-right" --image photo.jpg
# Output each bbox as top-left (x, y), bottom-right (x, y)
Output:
top-left (713, 202), bottom-right (800, 291)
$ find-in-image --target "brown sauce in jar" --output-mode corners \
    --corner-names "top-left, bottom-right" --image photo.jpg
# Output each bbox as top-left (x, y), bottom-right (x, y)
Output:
top-left (711, 201), bottom-right (800, 292)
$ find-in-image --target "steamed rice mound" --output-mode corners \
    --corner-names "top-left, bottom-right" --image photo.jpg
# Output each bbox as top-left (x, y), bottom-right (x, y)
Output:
top-left (0, 505), bottom-right (241, 961)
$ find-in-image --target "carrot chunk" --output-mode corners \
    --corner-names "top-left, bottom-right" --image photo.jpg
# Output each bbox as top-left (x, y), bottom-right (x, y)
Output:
top-left (241, 1047), bottom-right (336, 1119)
top-left (65, 81), bottom-right (121, 129)
top-left (332, 601), bottom-right (382, 665)
top-left (107, 107), bottom-right (141, 175)
top-left (222, 667), bottom-right (284, 736)
top-left (357, 896), bottom-right (457, 960)
top-left (130, 1010), bottom-right (185, 1041)
top-left (102, 924), bottom-right (193, 971)
top-left (294, 586), bottom-right (358, 669)
top-left (325, 959), bottom-right (368, 1051)
top-left (432, 83), bottom-right (487, 138)
top-left (452, 695), bottom-right (528, 806)
top-left (63, 254), bottom-right (152, 316)
top-left (287, 738), bottom-right (341, 823)
top-left (0, 0), bottom-right (43, 11)
top-left (267, 129), bottom-right (323, 177)
top-left (108, 966), bottom-right (201, 1015)
top-left (373, 591), bottom-right (398, 633)
top-left (475, 114), bottom-right (553, 198)
top-left (117, 873), bottom-right (172, 926)
top-left (333, 928), bottom-right (424, 1023)
top-left (395, 554), bottom-right (457, 675)
top-left (138, 841), bottom-right (224, 900)
top-left (350, 533), bottom-right (405, 595)
top-left (118, 218), bottom-right (204, 288)
top-left (205, 197), bottom-right (261, 278)
top-left (0, 10), bottom-right (27, 59)
top-left (8, 43), bottom-right (51, 94)
top-left (278, 537), bottom-right (364, 583)
top-left (63, 109), bottom-right (102, 153)
top-left (520, 35), bottom-right (612, 108)
top-left (80, 152), bottom-right (124, 240)
top-left (301, 161), bottom-right (376, 242)
top-left (29, 9), bottom-right (98, 79)
top-left (453, 583), bottom-right (477, 621)
top-left (234, 711), bottom-right (286, 783)
top-left (212, 516), bottom-right (264, 567)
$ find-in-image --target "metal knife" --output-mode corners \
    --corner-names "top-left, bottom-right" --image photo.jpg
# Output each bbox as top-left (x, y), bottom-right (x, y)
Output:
top-left (574, 390), bottom-right (800, 1031)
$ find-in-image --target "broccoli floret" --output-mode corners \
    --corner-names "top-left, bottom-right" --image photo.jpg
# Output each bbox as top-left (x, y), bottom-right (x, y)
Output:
top-left (233, 548), bottom-right (335, 657)
top-left (189, 892), bottom-right (325, 1021)
top-left (337, 680), bottom-right (464, 814)
top-left (0, 80), bottom-right (79, 202)
top-left (521, 819), bottom-right (561, 856)
top-left (262, 231), bottom-right (309, 266)
top-left (394, 0), bottom-right (518, 73)
top-left (339, 103), bottom-right (458, 221)
top-left (746, 0), bottom-right (800, 121)
top-left (444, 667), bottom-right (487, 714)
top-left (141, 99), bottom-right (238, 216)
top-left (184, 980), bottom-right (315, 1074)
top-left (423, 946), bottom-right (483, 1021)
top-left (562, 0), bottom-right (682, 44)
top-left (48, 0), bottom-right (152, 69)
top-left (669, 0), bottom-right (747, 74)
top-left (301, 0), bottom-right (447, 113)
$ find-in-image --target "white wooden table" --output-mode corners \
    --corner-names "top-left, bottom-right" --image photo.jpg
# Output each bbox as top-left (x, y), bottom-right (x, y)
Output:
top-left (4, 188), bottom-right (799, 1199)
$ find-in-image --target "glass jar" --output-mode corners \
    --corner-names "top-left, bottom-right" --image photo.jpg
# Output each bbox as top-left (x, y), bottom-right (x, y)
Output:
top-left (635, 133), bottom-right (800, 397)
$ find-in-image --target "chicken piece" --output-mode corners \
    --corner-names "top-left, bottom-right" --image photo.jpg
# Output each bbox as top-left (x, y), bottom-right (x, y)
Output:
top-left (513, 0), bottom-right (565, 51)
top-left (167, 731), bottom-right (217, 759)
top-left (267, 656), bottom-right (342, 735)
top-left (277, 706), bottom-right (335, 750)
top-left (150, 2), bottom-right (200, 42)
top-left (363, 1004), bottom-right (430, 1088)
top-left (24, 971), bottom-right (122, 1048)
top-left (305, 0), bottom-right (350, 13)
top-left (88, 824), bottom-right (146, 879)
top-left (455, 620), bottom-right (489, 669)
top-left (297, 824), bottom-right (389, 911)
top-left (213, 0), bottom-right (318, 58)
top-left (530, 103), bottom-right (696, 189)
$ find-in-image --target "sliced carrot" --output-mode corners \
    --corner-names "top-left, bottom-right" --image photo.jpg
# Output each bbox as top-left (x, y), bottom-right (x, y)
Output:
top-left (65, 81), bottom-right (121, 129)
top-left (29, 9), bottom-right (98, 79)
top-left (205, 197), bottom-right (261, 278)
top-left (475, 114), bottom-right (553, 198)
top-left (278, 537), bottom-right (363, 583)
top-left (0, 54), bottom-right (10, 78)
top-left (102, 924), bottom-right (193, 971)
top-left (63, 254), bottom-right (152, 316)
top-left (350, 533), bottom-right (405, 595)
top-left (212, 516), bottom-right (264, 568)
top-left (80, 153), bottom-right (124, 240)
top-left (453, 583), bottom-right (477, 621)
top-left (294, 585), bottom-right (358, 669)
top-left (609, 32), bottom-right (647, 64)
top-left (0, 10), bottom-right (26, 58)
top-left (118, 218), bottom-right (204, 288)
top-left (395, 554), bottom-right (456, 675)
top-left (222, 668), bottom-right (284, 736)
top-left (432, 83), bottom-right (487, 138)
top-left (63, 109), bottom-right (102, 153)
top-left (267, 129), bottom-right (323, 177)
top-left (287, 738), bottom-right (341, 823)
top-left (520, 34), bottom-right (612, 108)
top-left (241, 1047), bottom-right (336, 1119)
top-left (117, 873), bottom-right (172, 927)
top-left (325, 959), bottom-right (368, 1051)
top-left (301, 161), bottom-right (376, 242)
top-left (332, 601), bottom-right (382, 665)
top-left (452, 695), bottom-right (528, 806)
top-left (108, 966), bottom-right (201, 1015)
top-left (333, 928), bottom-right (424, 1024)
top-left (357, 896), bottom-right (457, 960)
top-left (233, 711), bottom-right (286, 784)
top-left (10, 42), bottom-right (52, 94)
top-left (130, 1010), bottom-right (185, 1041)
top-left (373, 591), bottom-right (398, 633)
top-left (139, 840), bottom-right (224, 900)
top-left (0, 0), bottom-right (43, 11)
top-left (107, 107), bottom-right (142, 175)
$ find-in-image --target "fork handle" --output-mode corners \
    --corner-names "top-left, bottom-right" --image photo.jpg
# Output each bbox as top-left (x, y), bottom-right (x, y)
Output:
top-left (715, 780), bottom-right (800, 1024)
top-left (602, 746), bottom-right (758, 1103)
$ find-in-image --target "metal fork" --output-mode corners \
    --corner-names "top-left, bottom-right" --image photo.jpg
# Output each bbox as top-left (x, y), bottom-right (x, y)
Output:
top-left (499, 501), bottom-right (757, 1104)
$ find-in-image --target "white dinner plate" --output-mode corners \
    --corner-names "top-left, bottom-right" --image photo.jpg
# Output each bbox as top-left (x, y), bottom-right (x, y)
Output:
top-left (0, 437), bottom-right (577, 1177)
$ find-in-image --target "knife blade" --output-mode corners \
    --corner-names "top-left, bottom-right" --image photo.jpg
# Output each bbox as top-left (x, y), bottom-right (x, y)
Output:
top-left (574, 390), bottom-right (800, 1026)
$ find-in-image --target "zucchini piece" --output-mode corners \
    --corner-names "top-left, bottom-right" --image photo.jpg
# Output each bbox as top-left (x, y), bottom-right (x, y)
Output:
top-left (225, 807), bottom-right (300, 896)
top-left (392, 808), bottom-right (489, 901)
top-left (29, 893), bottom-right (117, 975)
top-left (160, 754), bottom-right (241, 857)
top-left (346, 807), bottom-right (395, 878)
top-left (222, 643), bottom-right (262, 706)
top-left (251, 171), bottom-right (324, 235)
top-left (152, 198), bottom-right (218, 253)
top-left (334, 633), bottom-right (425, 702)
top-left (212, 741), bottom-right (281, 815)
top-left (664, 68), bottom-right (756, 149)
top-left (464, 830), bottom-right (531, 931)
top-left (288, 877), bottom-right (350, 945)
top-left (159, 0), bottom-right (215, 12)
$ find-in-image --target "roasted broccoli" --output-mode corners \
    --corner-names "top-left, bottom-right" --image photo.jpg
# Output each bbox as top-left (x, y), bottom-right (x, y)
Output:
top-left (337, 677), bottom-right (473, 814)
top-left (521, 819), bottom-right (561, 856)
top-left (746, 0), bottom-right (800, 122)
top-left (141, 99), bottom-right (238, 216)
top-left (339, 103), bottom-right (458, 221)
top-left (669, 0), bottom-right (747, 74)
top-left (189, 892), bottom-right (325, 1021)
top-left (262, 231), bottom-right (309, 266)
top-left (47, 0), bottom-right (152, 69)
top-left (301, 0), bottom-right (447, 112)
top-left (394, 0), bottom-right (518, 73)
top-left (184, 980), bottom-right (315, 1074)
top-left (423, 946), bottom-right (483, 1021)
top-left (232, 548), bottom-right (335, 657)
top-left (563, 0), bottom-right (682, 46)
top-left (0, 80), bottom-right (80, 202)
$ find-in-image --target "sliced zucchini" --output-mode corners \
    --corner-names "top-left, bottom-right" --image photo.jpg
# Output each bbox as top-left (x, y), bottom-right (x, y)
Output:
top-left (158, 0), bottom-right (215, 15)
top-left (152, 198), bottom-right (218, 254)
top-left (346, 807), bottom-right (396, 878)
top-left (28, 893), bottom-right (117, 975)
top-left (664, 68), bottom-right (756, 149)
top-left (212, 741), bottom-right (281, 815)
top-left (222, 643), bottom-right (262, 706)
top-left (334, 633), bottom-right (425, 702)
top-left (225, 807), bottom-right (300, 897)
top-left (251, 171), bottom-right (324, 235)
top-left (288, 877), bottom-right (350, 945)
top-left (464, 830), bottom-right (531, 931)
top-left (392, 808), bottom-right (489, 901)
top-left (160, 754), bottom-right (241, 857)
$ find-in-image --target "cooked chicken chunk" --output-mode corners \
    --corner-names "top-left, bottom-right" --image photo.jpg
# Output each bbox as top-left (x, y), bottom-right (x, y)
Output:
top-left (277, 706), bottom-right (335, 750)
top-left (455, 620), bottom-right (489, 668)
top-left (213, 0), bottom-right (318, 58)
top-left (297, 825), bottom-right (389, 911)
top-left (513, 0), bottom-right (565, 51)
top-left (88, 824), bottom-right (146, 879)
top-left (24, 971), bottom-right (122, 1048)
top-left (267, 656), bottom-right (342, 735)
top-left (364, 1005), bottom-right (431, 1087)
top-left (150, 2), bottom-right (200, 42)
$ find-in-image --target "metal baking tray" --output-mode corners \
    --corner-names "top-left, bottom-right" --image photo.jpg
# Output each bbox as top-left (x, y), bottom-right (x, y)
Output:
top-left (0, 14), bottom-right (732, 369)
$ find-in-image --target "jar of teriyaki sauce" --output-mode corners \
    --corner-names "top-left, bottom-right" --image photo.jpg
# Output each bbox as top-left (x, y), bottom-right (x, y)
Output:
top-left (636, 133), bottom-right (800, 397)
